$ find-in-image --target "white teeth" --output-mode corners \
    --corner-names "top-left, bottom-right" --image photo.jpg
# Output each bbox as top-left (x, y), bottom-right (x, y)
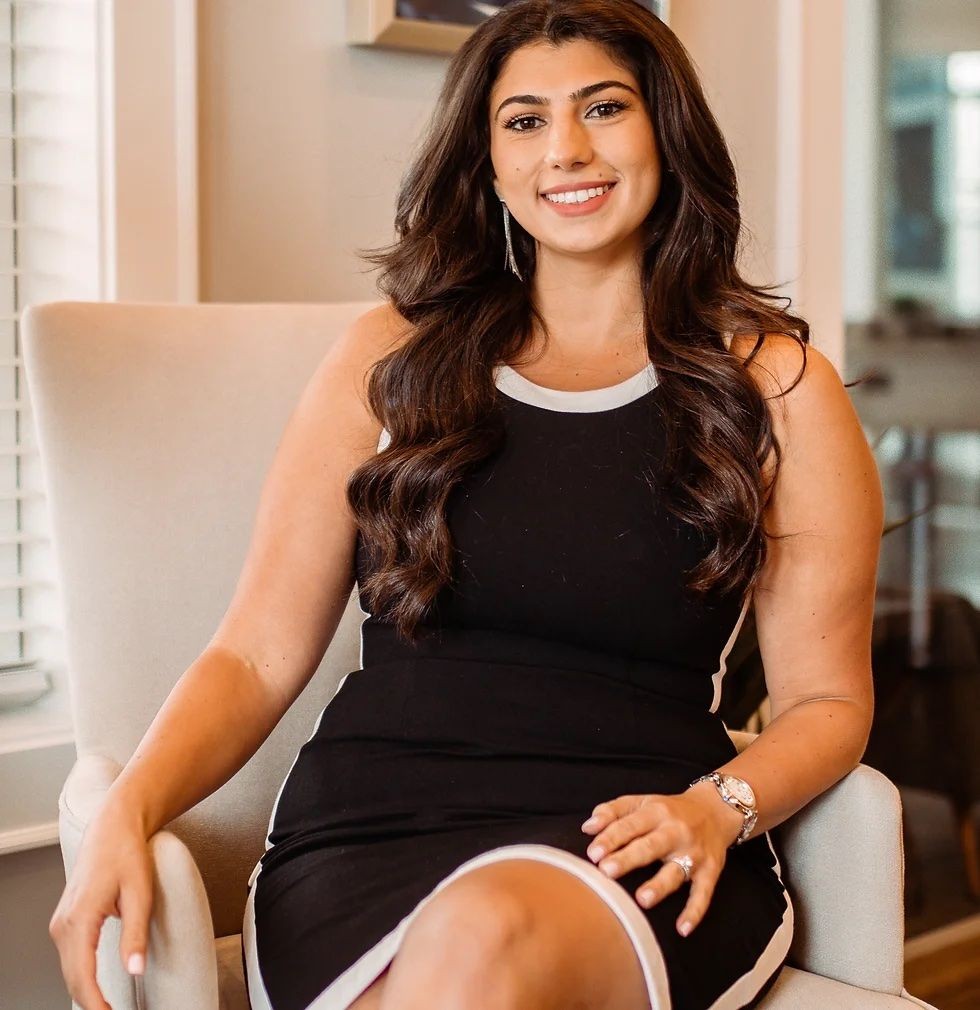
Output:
top-left (544, 184), bottom-right (613, 205)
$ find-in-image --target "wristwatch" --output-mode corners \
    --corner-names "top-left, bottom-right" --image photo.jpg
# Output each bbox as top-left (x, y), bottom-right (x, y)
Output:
top-left (689, 771), bottom-right (758, 846)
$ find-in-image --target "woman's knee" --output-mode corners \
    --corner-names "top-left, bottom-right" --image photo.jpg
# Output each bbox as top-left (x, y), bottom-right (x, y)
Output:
top-left (402, 862), bottom-right (541, 963)
top-left (390, 858), bottom-right (652, 1009)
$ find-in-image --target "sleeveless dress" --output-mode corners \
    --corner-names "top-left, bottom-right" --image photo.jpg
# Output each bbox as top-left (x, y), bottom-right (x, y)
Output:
top-left (242, 358), bottom-right (795, 1010)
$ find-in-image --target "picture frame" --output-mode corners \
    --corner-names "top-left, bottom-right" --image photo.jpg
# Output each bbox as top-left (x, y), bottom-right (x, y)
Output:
top-left (347, 1), bottom-right (670, 56)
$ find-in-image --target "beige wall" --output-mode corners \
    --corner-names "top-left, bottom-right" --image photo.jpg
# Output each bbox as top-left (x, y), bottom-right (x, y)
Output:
top-left (674, 1), bottom-right (846, 362)
top-left (670, 0), bottom-right (781, 293)
top-left (197, 1), bottom-right (843, 360)
top-left (198, 0), bottom-right (450, 302)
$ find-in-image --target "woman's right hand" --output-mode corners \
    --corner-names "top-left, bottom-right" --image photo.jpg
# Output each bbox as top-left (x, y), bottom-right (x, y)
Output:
top-left (49, 798), bottom-right (155, 1010)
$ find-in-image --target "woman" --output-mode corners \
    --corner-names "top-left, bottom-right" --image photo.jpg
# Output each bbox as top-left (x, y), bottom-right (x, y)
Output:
top-left (50, 3), bottom-right (882, 1010)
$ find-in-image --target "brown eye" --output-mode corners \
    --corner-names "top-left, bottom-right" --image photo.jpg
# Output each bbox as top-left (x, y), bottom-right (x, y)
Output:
top-left (502, 99), bottom-right (630, 133)
top-left (504, 114), bottom-right (541, 132)
top-left (590, 100), bottom-right (629, 118)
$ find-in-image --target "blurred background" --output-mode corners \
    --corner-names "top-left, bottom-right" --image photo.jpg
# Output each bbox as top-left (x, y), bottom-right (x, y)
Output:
top-left (849, 2), bottom-right (980, 1004)
top-left (0, 1), bottom-right (975, 1007)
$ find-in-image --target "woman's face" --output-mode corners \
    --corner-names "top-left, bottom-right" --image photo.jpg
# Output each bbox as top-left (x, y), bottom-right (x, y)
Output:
top-left (488, 39), bottom-right (662, 263)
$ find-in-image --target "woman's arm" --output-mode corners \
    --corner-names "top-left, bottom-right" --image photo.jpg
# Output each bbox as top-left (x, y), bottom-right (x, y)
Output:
top-left (102, 304), bottom-right (410, 837)
top-left (687, 335), bottom-right (883, 844)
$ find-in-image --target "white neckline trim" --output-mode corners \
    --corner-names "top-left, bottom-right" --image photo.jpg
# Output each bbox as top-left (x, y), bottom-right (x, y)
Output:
top-left (493, 361), bottom-right (659, 413)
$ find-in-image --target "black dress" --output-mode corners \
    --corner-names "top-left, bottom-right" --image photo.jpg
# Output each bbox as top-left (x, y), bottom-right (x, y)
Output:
top-left (242, 359), bottom-right (794, 1010)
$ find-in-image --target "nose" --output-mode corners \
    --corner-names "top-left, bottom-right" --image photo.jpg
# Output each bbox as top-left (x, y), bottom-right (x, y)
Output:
top-left (543, 113), bottom-right (594, 171)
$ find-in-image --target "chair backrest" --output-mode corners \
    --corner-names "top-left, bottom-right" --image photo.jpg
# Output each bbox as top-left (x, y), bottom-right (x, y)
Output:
top-left (23, 300), bottom-right (382, 937)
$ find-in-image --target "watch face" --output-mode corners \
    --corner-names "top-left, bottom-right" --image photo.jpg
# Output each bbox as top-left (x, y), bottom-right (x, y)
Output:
top-left (723, 775), bottom-right (756, 806)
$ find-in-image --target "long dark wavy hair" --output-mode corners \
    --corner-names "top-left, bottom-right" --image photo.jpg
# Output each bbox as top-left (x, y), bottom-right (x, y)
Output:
top-left (347, 0), bottom-right (811, 645)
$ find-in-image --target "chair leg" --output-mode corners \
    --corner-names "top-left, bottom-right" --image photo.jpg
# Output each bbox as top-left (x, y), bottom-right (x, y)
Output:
top-left (951, 797), bottom-right (980, 901)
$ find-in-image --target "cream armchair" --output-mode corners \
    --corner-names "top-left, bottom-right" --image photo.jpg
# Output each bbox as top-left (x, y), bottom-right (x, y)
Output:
top-left (23, 300), bottom-right (937, 1010)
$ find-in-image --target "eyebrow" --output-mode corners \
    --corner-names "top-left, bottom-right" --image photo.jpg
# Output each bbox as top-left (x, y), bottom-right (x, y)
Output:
top-left (493, 79), bottom-right (640, 121)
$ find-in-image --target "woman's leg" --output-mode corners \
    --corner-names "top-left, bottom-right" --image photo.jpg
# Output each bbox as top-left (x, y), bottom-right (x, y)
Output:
top-left (377, 858), bottom-right (655, 1010)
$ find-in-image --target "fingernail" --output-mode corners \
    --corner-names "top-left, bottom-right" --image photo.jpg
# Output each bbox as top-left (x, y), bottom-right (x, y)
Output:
top-left (127, 952), bottom-right (145, 975)
top-left (678, 921), bottom-right (692, 937)
top-left (587, 844), bottom-right (605, 860)
top-left (581, 816), bottom-right (599, 830)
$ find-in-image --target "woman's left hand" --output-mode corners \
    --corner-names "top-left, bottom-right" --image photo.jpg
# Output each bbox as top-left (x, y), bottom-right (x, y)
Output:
top-left (580, 783), bottom-right (745, 937)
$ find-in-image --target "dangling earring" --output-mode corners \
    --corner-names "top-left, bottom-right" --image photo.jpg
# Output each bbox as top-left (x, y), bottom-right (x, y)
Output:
top-left (499, 197), bottom-right (523, 281)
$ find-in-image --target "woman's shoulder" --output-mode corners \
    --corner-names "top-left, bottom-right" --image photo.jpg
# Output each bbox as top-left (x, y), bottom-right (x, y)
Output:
top-left (725, 330), bottom-right (840, 405)
top-left (334, 301), bottom-right (416, 402)
top-left (295, 301), bottom-right (417, 445)
top-left (348, 300), bottom-right (416, 361)
top-left (725, 331), bottom-right (861, 494)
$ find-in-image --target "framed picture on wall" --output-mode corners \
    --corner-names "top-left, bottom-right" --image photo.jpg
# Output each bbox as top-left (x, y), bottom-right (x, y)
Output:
top-left (347, 1), bottom-right (670, 55)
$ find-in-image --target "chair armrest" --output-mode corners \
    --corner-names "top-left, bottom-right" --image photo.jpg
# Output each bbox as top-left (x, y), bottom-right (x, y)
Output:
top-left (727, 729), bottom-right (907, 994)
top-left (767, 966), bottom-right (940, 1009)
top-left (57, 754), bottom-right (221, 1010)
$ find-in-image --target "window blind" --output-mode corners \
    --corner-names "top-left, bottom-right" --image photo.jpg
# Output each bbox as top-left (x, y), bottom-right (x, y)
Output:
top-left (0, 0), bottom-right (99, 728)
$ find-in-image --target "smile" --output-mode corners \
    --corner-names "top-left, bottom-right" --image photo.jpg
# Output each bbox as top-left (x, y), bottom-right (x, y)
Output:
top-left (539, 182), bottom-right (617, 217)
top-left (542, 183), bottom-right (615, 205)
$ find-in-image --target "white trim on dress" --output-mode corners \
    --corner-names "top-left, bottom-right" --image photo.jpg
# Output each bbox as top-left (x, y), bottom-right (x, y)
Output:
top-left (244, 834), bottom-right (795, 1010)
top-left (494, 361), bottom-right (659, 413)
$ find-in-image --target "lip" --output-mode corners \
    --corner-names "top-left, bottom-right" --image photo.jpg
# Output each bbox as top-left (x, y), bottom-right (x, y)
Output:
top-left (540, 181), bottom-right (617, 217)
top-left (540, 180), bottom-right (617, 196)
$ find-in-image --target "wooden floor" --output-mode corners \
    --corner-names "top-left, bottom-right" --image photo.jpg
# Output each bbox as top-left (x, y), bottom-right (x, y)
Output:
top-left (905, 917), bottom-right (980, 1009)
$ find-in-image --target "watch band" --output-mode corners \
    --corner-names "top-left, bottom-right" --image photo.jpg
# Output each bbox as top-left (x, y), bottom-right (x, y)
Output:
top-left (690, 771), bottom-right (758, 846)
